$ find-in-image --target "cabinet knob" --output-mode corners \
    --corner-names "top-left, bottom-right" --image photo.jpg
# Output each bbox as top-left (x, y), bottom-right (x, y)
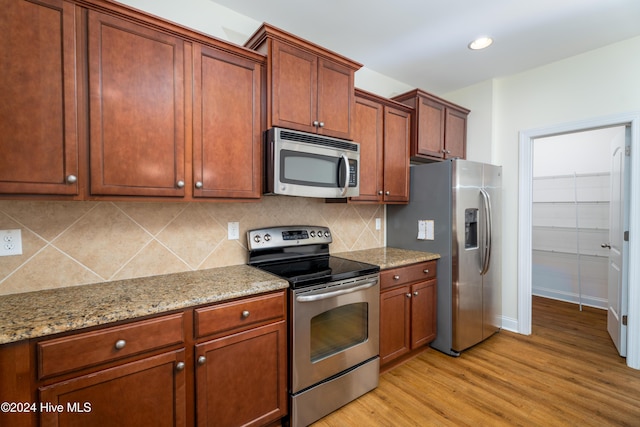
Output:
top-left (378, 190), bottom-right (383, 195)
top-left (406, 293), bottom-right (412, 298)
top-left (313, 120), bottom-right (319, 127)
top-left (195, 181), bottom-right (203, 189)
top-left (424, 269), bottom-right (429, 274)
top-left (385, 191), bottom-right (390, 195)
top-left (197, 355), bottom-right (206, 365)
top-left (66, 174), bottom-right (77, 184)
top-left (241, 310), bottom-right (250, 319)
top-left (114, 339), bottom-right (126, 350)
top-left (176, 180), bottom-right (185, 188)
top-left (318, 121), bottom-right (325, 128)
top-left (393, 275), bottom-right (400, 280)
top-left (175, 361), bottom-right (185, 371)
top-left (414, 291), bottom-right (419, 296)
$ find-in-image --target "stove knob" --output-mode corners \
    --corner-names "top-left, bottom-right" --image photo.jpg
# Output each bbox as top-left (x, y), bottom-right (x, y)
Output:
top-left (264, 234), bottom-right (271, 242)
top-left (309, 231), bottom-right (316, 238)
top-left (324, 231), bottom-right (330, 238)
top-left (317, 230), bottom-right (323, 238)
top-left (253, 235), bottom-right (261, 243)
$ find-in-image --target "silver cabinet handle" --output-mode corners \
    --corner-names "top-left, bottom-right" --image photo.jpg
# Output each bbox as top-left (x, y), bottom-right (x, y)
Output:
top-left (601, 243), bottom-right (611, 249)
top-left (176, 180), bottom-right (185, 188)
top-left (319, 121), bottom-right (324, 128)
top-left (241, 310), bottom-right (250, 319)
top-left (414, 291), bottom-right (419, 296)
top-left (313, 120), bottom-right (319, 127)
top-left (385, 191), bottom-right (390, 195)
top-left (393, 275), bottom-right (400, 280)
top-left (195, 181), bottom-right (203, 189)
top-left (423, 269), bottom-right (429, 274)
top-left (197, 355), bottom-right (206, 365)
top-left (378, 190), bottom-right (383, 195)
top-left (406, 293), bottom-right (412, 298)
top-left (175, 362), bottom-right (185, 371)
top-left (114, 339), bottom-right (126, 350)
top-left (66, 174), bottom-right (77, 184)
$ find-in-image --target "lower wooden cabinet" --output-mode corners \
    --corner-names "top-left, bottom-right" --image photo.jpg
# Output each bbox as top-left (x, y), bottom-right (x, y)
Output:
top-left (0, 291), bottom-right (287, 427)
top-left (195, 322), bottom-right (287, 427)
top-left (39, 350), bottom-right (187, 427)
top-left (380, 261), bottom-right (437, 367)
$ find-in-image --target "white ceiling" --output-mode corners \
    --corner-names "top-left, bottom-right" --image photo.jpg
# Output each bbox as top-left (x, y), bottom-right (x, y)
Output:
top-left (211, 0), bottom-right (640, 95)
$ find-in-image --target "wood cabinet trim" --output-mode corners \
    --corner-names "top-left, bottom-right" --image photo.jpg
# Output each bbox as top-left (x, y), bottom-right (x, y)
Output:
top-left (245, 22), bottom-right (361, 71)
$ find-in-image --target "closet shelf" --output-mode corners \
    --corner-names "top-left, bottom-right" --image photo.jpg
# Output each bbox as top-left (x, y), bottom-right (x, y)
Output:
top-left (532, 248), bottom-right (608, 258)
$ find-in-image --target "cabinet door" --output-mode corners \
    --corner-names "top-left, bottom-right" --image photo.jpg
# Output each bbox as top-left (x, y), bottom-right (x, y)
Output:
top-left (0, 0), bottom-right (78, 195)
top-left (351, 95), bottom-right (383, 202)
top-left (415, 97), bottom-right (445, 159)
top-left (445, 108), bottom-right (468, 159)
top-left (383, 106), bottom-right (410, 203)
top-left (270, 40), bottom-right (317, 133)
top-left (410, 279), bottom-right (437, 348)
top-left (380, 286), bottom-right (411, 365)
top-left (317, 58), bottom-right (354, 139)
top-left (195, 321), bottom-right (287, 427)
top-left (39, 350), bottom-right (186, 427)
top-left (192, 44), bottom-right (262, 199)
top-left (88, 11), bottom-right (185, 197)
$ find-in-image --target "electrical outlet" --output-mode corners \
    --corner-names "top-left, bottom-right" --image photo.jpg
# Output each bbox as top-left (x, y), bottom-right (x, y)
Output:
top-left (228, 222), bottom-right (240, 240)
top-left (375, 218), bottom-right (381, 231)
top-left (0, 229), bottom-right (23, 256)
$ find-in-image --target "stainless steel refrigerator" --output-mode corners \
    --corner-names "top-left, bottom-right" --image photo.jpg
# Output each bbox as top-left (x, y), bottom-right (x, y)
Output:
top-left (387, 159), bottom-right (501, 356)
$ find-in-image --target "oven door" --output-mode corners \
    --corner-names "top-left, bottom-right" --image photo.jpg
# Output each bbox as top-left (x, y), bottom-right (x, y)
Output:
top-left (291, 273), bottom-right (379, 393)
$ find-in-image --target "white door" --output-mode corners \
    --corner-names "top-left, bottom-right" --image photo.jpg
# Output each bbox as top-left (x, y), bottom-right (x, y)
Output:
top-left (606, 126), bottom-right (630, 357)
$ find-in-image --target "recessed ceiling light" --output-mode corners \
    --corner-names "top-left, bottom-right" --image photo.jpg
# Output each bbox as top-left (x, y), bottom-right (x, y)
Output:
top-left (468, 36), bottom-right (493, 50)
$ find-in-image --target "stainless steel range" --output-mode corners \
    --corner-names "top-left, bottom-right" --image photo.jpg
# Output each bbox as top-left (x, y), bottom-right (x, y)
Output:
top-left (247, 226), bottom-right (380, 427)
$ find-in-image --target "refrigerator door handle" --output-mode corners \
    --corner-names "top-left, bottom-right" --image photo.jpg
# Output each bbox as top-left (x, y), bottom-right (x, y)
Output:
top-left (480, 188), bottom-right (492, 275)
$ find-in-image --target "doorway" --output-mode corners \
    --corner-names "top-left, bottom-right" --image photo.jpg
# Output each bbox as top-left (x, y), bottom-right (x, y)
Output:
top-left (518, 112), bottom-right (640, 369)
top-left (532, 127), bottom-right (622, 310)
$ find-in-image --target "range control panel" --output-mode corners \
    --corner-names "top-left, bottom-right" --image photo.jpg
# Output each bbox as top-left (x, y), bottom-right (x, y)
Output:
top-left (247, 225), bottom-right (332, 250)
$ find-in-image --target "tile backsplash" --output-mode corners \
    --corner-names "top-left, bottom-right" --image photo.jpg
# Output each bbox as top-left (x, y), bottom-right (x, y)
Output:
top-left (0, 197), bottom-right (384, 295)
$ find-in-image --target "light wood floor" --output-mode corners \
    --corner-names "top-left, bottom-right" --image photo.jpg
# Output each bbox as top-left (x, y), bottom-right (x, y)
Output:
top-left (312, 296), bottom-right (640, 426)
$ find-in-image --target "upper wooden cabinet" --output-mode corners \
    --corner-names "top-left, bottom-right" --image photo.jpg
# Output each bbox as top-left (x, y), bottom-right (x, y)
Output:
top-left (351, 89), bottom-right (411, 204)
top-left (192, 44), bottom-right (263, 200)
top-left (88, 10), bottom-right (187, 197)
top-left (392, 89), bottom-right (469, 162)
top-left (0, 0), bottom-right (79, 196)
top-left (245, 23), bottom-right (361, 140)
top-left (1, 0), bottom-right (265, 201)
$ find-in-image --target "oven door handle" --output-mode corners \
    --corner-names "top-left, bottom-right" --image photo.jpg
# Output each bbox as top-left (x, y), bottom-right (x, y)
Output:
top-left (295, 279), bottom-right (379, 302)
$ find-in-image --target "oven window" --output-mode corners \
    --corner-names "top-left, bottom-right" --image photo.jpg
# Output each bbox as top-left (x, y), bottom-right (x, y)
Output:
top-left (310, 302), bottom-right (368, 363)
top-left (281, 150), bottom-right (338, 187)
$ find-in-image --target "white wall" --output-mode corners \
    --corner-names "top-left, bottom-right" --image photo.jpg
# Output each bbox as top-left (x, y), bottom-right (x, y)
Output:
top-left (445, 35), bottom-right (640, 327)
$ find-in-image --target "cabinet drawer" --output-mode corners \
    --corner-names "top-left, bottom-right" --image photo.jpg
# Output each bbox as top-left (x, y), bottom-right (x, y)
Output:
top-left (195, 291), bottom-right (285, 339)
top-left (37, 313), bottom-right (184, 379)
top-left (381, 261), bottom-right (437, 290)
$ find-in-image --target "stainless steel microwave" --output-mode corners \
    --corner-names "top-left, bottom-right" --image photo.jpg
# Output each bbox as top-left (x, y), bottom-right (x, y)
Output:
top-left (265, 127), bottom-right (360, 198)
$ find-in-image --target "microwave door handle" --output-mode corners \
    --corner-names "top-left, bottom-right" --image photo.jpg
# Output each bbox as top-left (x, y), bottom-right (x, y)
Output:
top-left (340, 154), bottom-right (349, 196)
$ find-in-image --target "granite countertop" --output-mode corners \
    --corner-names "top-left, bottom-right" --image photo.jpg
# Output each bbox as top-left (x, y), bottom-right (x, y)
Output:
top-left (0, 265), bottom-right (288, 345)
top-left (334, 247), bottom-right (440, 270)
top-left (0, 247), bottom-right (439, 346)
